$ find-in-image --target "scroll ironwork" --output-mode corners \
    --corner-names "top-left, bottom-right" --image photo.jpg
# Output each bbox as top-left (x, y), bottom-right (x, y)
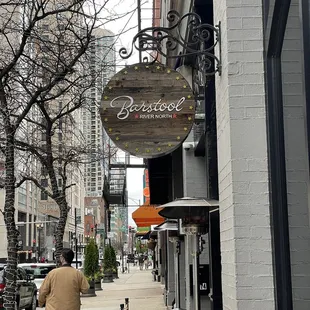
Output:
top-left (119, 10), bottom-right (221, 76)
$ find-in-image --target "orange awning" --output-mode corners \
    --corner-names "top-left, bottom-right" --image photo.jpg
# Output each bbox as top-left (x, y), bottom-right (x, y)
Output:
top-left (132, 205), bottom-right (164, 227)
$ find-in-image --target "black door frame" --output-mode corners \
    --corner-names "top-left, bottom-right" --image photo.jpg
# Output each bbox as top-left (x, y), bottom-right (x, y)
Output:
top-left (300, 0), bottom-right (310, 179)
top-left (262, 0), bottom-right (293, 309)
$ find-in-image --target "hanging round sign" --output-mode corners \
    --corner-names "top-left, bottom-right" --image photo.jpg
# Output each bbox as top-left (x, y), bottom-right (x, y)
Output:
top-left (100, 63), bottom-right (195, 158)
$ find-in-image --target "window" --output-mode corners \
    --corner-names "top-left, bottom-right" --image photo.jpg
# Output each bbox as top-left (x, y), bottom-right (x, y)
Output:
top-left (41, 191), bottom-right (48, 200)
top-left (41, 179), bottom-right (48, 187)
top-left (41, 166), bottom-right (48, 175)
top-left (21, 265), bottom-right (56, 279)
top-left (18, 193), bottom-right (26, 207)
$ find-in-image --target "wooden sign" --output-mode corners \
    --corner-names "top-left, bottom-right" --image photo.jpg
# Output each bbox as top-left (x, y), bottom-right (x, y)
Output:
top-left (38, 202), bottom-right (59, 218)
top-left (100, 63), bottom-right (195, 158)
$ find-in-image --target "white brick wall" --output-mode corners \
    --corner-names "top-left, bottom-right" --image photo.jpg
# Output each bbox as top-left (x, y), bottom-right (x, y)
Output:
top-left (213, 1), bottom-right (275, 309)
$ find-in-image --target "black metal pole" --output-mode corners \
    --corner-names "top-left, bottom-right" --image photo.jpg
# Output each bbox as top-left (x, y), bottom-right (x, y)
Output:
top-left (177, 242), bottom-right (181, 308)
top-left (38, 228), bottom-right (41, 261)
top-left (137, 0), bottom-right (142, 63)
top-left (75, 208), bottom-right (78, 269)
top-left (121, 245), bottom-right (124, 273)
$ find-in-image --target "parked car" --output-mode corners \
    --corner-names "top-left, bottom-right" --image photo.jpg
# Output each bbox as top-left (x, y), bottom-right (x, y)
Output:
top-left (18, 263), bottom-right (56, 301)
top-left (0, 265), bottom-right (37, 310)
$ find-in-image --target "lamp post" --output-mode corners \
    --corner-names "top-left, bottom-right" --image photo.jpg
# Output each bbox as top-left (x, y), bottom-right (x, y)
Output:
top-left (36, 223), bottom-right (44, 262)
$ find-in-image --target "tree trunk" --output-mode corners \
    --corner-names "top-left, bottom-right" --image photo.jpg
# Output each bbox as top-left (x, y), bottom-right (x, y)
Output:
top-left (3, 130), bottom-right (18, 310)
top-left (54, 201), bottom-right (69, 265)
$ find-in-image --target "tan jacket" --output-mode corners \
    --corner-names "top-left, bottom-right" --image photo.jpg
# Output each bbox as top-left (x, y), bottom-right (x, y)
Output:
top-left (38, 265), bottom-right (89, 310)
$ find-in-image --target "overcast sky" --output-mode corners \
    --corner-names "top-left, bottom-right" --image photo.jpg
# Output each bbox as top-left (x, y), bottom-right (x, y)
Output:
top-left (103, 0), bottom-right (153, 226)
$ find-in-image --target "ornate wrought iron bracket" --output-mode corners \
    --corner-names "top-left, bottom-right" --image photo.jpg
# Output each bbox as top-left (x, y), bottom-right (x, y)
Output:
top-left (119, 10), bottom-right (221, 76)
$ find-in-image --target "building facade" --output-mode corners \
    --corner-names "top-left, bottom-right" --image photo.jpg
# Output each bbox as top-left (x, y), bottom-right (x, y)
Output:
top-left (145, 0), bottom-right (310, 309)
top-left (83, 28), bottom-right (116, 197)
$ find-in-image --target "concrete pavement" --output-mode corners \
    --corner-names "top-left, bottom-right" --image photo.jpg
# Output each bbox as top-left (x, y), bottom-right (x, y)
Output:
top-left (81, 266), bottom-right (166, 310)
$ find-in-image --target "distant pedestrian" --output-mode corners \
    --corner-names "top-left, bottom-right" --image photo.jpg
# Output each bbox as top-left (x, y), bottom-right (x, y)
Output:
top-left (138, 255), bottom-right (144, 270)
top-left (38, 248), bottom-right (89, 310)
top-left (144, 256), bottom-right (148, 269)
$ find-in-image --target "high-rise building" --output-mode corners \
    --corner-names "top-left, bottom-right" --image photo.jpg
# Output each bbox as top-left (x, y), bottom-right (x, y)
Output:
top-left (83, 28), bottom-right (116, 197)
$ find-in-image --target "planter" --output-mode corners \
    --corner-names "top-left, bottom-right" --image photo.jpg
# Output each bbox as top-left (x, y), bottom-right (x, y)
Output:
top-left (81, 280), bottom-right (96, 297)
top-left (102, 272), bottom-right (114, 283)
top-left (113, 269), bottom-right (119, 279)
top-left (95, 279), bottom-right (102, 291)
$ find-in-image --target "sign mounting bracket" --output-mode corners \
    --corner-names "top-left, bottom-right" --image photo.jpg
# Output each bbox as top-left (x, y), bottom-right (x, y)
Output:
top-left (119, 10), bottom-right (221, 76)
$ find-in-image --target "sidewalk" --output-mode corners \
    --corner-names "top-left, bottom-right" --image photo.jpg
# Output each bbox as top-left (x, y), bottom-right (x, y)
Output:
top-left (81, 266), bottom-right (166, 310)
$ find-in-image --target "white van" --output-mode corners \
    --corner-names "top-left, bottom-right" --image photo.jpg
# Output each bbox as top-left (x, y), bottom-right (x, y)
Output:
top-left (18, 263), bottom-right (56, 292)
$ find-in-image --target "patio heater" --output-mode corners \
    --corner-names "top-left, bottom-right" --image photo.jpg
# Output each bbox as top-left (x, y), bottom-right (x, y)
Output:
top-left (158, 197), bottom-right (218, 310)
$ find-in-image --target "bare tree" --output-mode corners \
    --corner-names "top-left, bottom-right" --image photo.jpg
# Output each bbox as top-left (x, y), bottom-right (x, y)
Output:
top-left (0, 1), bottom-right (129, 309)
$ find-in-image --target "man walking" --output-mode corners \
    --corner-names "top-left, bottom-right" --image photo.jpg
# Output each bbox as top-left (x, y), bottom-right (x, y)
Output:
top-left (38, 248), bottom-right (89, 310)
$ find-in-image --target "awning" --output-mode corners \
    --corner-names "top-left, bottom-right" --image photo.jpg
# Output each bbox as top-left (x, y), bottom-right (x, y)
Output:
top-left (141, 231), bottom-right (151, 239)
top-left (135, 230), bottom-right (149, 237)
top-left (137, 226), bottom-right (150, 232)
top-left (154, 220), bottom-right (178, 231)
top-left (132, 204), bottom-right (165, 227)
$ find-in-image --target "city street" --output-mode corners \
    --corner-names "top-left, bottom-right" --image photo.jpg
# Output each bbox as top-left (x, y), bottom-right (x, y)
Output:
top-left (37, 266), bottom-right (165, 310)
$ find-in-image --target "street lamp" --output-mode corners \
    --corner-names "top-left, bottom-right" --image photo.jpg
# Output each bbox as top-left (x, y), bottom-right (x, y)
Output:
top-left (36, 223), bottom-right (44, 262)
